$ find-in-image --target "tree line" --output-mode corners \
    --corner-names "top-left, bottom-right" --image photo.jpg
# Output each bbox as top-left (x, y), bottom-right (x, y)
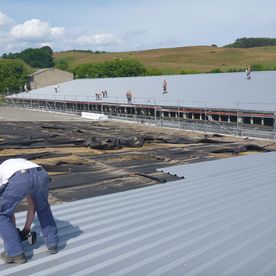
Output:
top-left (2, 46), bottom-right (54, 68)
top-left (224, 37), bottom-right (276, 48)
top-left (74, 59), bottom-right (146, 78)
top-left (0, 59), bottom-right (29, 94)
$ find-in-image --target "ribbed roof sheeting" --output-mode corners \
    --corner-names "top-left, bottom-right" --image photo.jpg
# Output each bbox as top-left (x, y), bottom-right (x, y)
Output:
top-left (1, 152), bottom-right (276, 275)
top-left (158, 151), bottom-right (276, 179)
top-left (7, 71), bottom-right (276, 112)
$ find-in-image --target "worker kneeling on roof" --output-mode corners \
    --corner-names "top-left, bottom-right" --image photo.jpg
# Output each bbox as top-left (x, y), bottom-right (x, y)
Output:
top-left (0, 158), bottom-right (58, 264)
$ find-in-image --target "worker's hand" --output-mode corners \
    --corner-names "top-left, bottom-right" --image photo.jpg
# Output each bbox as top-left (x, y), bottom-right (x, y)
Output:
top-left (17, 228), bottom-right (30, 241)
top-left (17, 228), bottom-right (37, 244)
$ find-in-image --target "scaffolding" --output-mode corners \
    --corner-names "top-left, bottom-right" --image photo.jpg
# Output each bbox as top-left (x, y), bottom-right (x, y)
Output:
top-left (4, 94), bottom-right (276, 141)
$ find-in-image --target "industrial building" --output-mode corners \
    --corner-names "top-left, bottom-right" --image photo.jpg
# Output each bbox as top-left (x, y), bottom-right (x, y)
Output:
top-left (27, 68), bottom-right (74, 90)
top-left (6, 71), bottom-right (276, 138)
top-left (1, 151), bottom-right (276, 275)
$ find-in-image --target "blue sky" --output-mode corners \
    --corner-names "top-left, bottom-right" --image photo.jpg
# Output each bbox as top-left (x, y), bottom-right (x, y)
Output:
top-left (1, 0), bottom-right (276, 54)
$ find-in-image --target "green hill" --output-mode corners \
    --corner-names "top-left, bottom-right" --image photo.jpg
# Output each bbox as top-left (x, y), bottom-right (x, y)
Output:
top-left (54, 46), bottom-right (276, 75)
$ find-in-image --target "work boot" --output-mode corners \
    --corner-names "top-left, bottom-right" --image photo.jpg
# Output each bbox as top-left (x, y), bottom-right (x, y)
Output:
top-left (1, 252), bottom-right (27, 264)
top-left (47, 245), bottom-right (58, 254)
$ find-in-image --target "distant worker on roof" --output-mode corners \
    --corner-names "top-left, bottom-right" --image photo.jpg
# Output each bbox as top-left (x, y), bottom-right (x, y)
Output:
top-left (126, 90), bottom-right (132, 104)
top-left (101, 90), bottom-right (108, 98)
top-left (24, 83), bottom-right (29, 92)
top-left (95, 92), bottom-right (101, 100)
top-left (245, 65), bottom-right (252, 80)
top-left (163, 79), bottom-right (168, 94)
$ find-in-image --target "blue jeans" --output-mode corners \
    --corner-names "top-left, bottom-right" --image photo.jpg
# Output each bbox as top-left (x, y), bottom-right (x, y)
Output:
top-left (0, 167), bottom-right (58, 257)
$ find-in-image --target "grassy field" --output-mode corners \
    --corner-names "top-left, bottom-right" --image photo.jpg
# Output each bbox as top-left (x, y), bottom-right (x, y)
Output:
top-left (54, 46), bottom-right (276, 75)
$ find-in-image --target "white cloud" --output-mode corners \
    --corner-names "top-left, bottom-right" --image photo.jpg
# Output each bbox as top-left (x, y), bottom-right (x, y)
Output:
top-left (0, 11), bottom-right (13, 28)
top-left (0, 16), bottom-right (67, 54)
top-left (76, 33), bottom-right (120, 46)
top-left (50, 27), bottom-right (64, 37)
top-left (10, 19), bottom-right (64, 40)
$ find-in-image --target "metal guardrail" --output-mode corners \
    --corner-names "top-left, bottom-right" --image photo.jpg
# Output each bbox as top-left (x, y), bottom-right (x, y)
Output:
top-left (4, 100), bottom-right (276, 141)
top-left (107, 113), bottom-right (276, 140)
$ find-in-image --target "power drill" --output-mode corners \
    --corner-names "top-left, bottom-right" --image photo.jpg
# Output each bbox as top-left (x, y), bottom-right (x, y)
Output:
top-left (17, 228), bottom-right (37, 245)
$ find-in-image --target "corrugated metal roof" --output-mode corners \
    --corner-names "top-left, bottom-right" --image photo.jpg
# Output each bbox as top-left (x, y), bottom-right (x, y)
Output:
top-left (8, 71), bottom-right (276, 112)
top-left (28, 68), bottom-right (70, 76)
top-left (1, 151), bottom-right (276, 275)
top-left (27, 68), bottom-right (52, 76)
top-left (158, 151), bottom-right (276, 179)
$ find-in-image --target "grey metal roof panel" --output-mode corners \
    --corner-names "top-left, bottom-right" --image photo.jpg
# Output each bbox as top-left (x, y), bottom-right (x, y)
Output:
top-left (8, 71), bottom-right (276, 112)
top-left (1, 151), bottom-right (276, 275)
top-left (158, 151), bottom-right (276, 179)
